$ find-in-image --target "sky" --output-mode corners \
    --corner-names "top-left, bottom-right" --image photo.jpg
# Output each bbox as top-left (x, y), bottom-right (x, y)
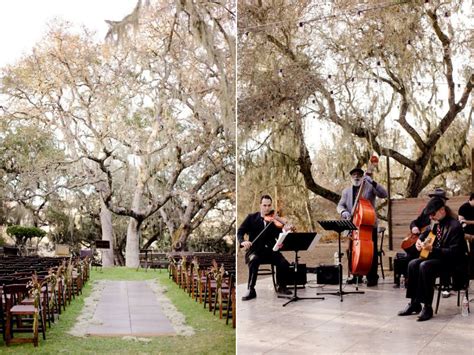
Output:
top-left (0, 0), bottom-right (137, 67)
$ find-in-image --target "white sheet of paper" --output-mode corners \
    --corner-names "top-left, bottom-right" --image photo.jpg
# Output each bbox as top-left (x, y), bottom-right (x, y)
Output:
top-left (273, 232), bottom-right (288, 251)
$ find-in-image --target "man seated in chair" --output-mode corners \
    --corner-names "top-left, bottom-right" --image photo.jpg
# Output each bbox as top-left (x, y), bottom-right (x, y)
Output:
top-left (398, 197), bottom-right (468, 321)
top-left (238, 194), bottom-right (294, 301)
top-left (458, 192), bottom-right (474, 280)
top-left (405, 188), bottom-right (451, 298)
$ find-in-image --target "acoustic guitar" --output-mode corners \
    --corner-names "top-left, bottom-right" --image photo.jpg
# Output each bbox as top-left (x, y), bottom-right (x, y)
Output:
top-left (419, 231), bottom-right (436, 259)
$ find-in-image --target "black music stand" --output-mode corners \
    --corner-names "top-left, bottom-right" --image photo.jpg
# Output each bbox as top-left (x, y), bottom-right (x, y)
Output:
top-left (317, 220), bottom-right (364, 302)
top-left (275, 232), bottom-right (324, 307)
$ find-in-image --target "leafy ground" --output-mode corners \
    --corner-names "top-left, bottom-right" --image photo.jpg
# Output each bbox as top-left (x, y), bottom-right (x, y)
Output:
top-left (0, 267), bottom-right (235, 354)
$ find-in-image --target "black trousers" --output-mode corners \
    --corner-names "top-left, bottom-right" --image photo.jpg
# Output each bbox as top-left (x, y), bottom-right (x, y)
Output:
top-left (247, 248), bottom-right (290, 290)
top-left (366, 228), bottom-right (379, 282)
top-left (406, 258), bottom-right (443, 306)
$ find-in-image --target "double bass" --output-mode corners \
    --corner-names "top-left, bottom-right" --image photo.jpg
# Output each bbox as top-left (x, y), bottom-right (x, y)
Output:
top-left (349, 156), bottom-right (378, 276)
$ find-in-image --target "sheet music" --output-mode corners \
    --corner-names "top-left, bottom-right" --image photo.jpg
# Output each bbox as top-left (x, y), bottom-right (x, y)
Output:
top-left (273, 232), bottom-right (320, 251)
top-left (273, 232), bottom-right (288, 251)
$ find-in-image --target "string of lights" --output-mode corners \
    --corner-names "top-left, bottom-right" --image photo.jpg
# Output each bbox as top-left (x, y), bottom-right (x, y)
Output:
top-left (243, 59), bottom-right (469, 87)
top-left (238, 0), bottom-right (432, 34)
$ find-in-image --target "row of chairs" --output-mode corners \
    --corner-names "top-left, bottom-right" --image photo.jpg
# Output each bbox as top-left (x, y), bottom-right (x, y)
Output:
top-left (168, 253), bottom-right (236, 328)
top-left (138, 251), bottom-right (170, 271)
top-left (0, 256), bottom-right (90, 347)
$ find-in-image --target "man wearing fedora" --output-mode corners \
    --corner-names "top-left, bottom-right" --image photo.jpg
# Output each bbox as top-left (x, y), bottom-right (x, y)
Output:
top-left (409, 188), bottom-right (450, 239)
top-left (337, 167), bottom-right (387, 286)
top-left (398, 197), bottom-right (467, 321)
top-left (404, 189), bottom-right (451, 296)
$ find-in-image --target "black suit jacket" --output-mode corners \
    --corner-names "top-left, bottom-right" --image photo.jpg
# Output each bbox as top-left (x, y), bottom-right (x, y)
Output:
top-left (419, 215), bottom-right (467, 262)
top-left (237, 212), bottom-right (283, 252)
top-left (419, 215), bottom-right (468, 288)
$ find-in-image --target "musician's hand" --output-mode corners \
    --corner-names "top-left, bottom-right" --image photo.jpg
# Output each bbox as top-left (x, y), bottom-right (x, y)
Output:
top-left (363, 175), bottom-right (374, 185)
top-left (241, 241), bottom-right (252, 250)
top-left (424, 243), bottom-right (433, 252)
top-left (415, 239), bottom-right (423, 251)
top-left (283, 223), bottom-right (294, 232)
top-left (411, 226), bottom-right (421, 234)
top-left (341, 211), bottom-right (351, 220)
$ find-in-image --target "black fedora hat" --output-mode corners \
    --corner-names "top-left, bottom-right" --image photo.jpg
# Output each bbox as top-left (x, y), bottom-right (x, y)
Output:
top-left (423, 197), bottom-right (445, 216)
top-left (428, 188), bottom-right (449, 200)
top-left (349, 167), bottom-right (364, 176)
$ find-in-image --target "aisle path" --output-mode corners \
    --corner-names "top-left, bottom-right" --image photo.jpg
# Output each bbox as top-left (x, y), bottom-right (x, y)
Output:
top-left (86, 281), bottom-right (176, 336)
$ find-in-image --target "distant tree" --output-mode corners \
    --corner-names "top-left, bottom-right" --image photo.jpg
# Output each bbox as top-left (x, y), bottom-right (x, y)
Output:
top-left (6, 225), bottom-right (46, 248)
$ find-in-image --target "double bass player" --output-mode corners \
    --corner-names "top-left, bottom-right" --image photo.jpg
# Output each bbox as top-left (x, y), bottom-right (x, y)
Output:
top-left (337, 166), bottom-right (388, 286)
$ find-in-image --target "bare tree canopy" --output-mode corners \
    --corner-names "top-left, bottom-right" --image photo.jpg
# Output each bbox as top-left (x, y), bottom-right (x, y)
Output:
top-left (1, 0), bottom-right (236, 265)
top-left (238, 0), bottom-right (472, 225)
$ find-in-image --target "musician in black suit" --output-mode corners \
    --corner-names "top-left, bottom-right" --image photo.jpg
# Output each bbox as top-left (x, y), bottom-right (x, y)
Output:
top-left (408, 188), bottom-right (450, 252)
top-left (238, 194), bottom-right (294, 301)
top-left (398, 197), bottom-right (468, 321)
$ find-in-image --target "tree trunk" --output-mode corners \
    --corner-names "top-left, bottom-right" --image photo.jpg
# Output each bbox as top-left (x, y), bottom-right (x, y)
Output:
top-left (100, 196), bottom-right (115, 267)
top-left (114, 234), bottom-right (126, 266)
top-left (143, 235), bottom-right (158, 250)
top-left (125, 163), bottom-right (145, 267)
top-left (175, 224), bottom-right (192, 251)
top-left (125, 217), bottom-right (141, 267)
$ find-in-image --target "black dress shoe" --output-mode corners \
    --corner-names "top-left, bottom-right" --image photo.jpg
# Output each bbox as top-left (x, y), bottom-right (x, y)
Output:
top-left (366, 280), bottom-right (378, 287)
top-left (276, 286), bottom-right (292, 295)
top-left (347, 276), bottom-right (363, 285)
top-left (398, 302), bottom-right (422, 316)
top-left (417, 306), bottom-right (433, 322)
top-left (241, 288), bottom-right (257, 301)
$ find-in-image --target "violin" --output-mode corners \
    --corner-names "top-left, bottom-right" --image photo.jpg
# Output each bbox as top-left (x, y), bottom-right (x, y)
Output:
top-left (263, 210), bottom-right (295, 231)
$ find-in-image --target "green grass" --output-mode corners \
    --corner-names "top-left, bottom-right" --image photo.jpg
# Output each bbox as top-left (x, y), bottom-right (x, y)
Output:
top-left (0, 267), bottom-right (235, 354)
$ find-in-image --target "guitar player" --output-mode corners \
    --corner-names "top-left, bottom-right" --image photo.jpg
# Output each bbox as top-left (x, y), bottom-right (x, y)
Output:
top-left (397, 197), bottom-right (468, 321)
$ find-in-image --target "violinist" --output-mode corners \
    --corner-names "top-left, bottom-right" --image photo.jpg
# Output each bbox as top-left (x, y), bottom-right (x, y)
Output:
top-left (337, 167), bottom-right (387, 286)
top-left (238, 194), bottom-right (294, 301)
top-left (398, 197), bottom-right (467, 321)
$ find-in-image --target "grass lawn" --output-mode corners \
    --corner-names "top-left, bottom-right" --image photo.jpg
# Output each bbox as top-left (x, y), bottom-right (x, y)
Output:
top-left (0, 267), bottom-right (235, 354)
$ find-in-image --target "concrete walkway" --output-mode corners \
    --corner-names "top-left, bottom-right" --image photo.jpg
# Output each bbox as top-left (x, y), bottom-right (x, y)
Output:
top-left (237, 277), bottom-right (474, 354)
top-left (86, 281), bottom-right (176, 337)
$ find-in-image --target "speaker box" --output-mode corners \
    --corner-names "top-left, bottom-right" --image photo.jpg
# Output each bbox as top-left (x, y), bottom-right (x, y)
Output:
top-left (285, 263), bottom-right (307, 286)
top-left (316, 265), bottom-right (339, 285)
top-left (394, 252), bottom-right (409, 286)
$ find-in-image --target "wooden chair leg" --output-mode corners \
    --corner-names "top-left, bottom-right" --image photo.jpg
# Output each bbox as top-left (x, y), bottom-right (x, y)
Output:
top-left (5, 312), bottom-right (11, 346)
top-left (232, 289), bottom-right (236, 328)
top-left (435, 285), bottom-right (441, 314)
top-left (33, 316), bottom-right (39, 347)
